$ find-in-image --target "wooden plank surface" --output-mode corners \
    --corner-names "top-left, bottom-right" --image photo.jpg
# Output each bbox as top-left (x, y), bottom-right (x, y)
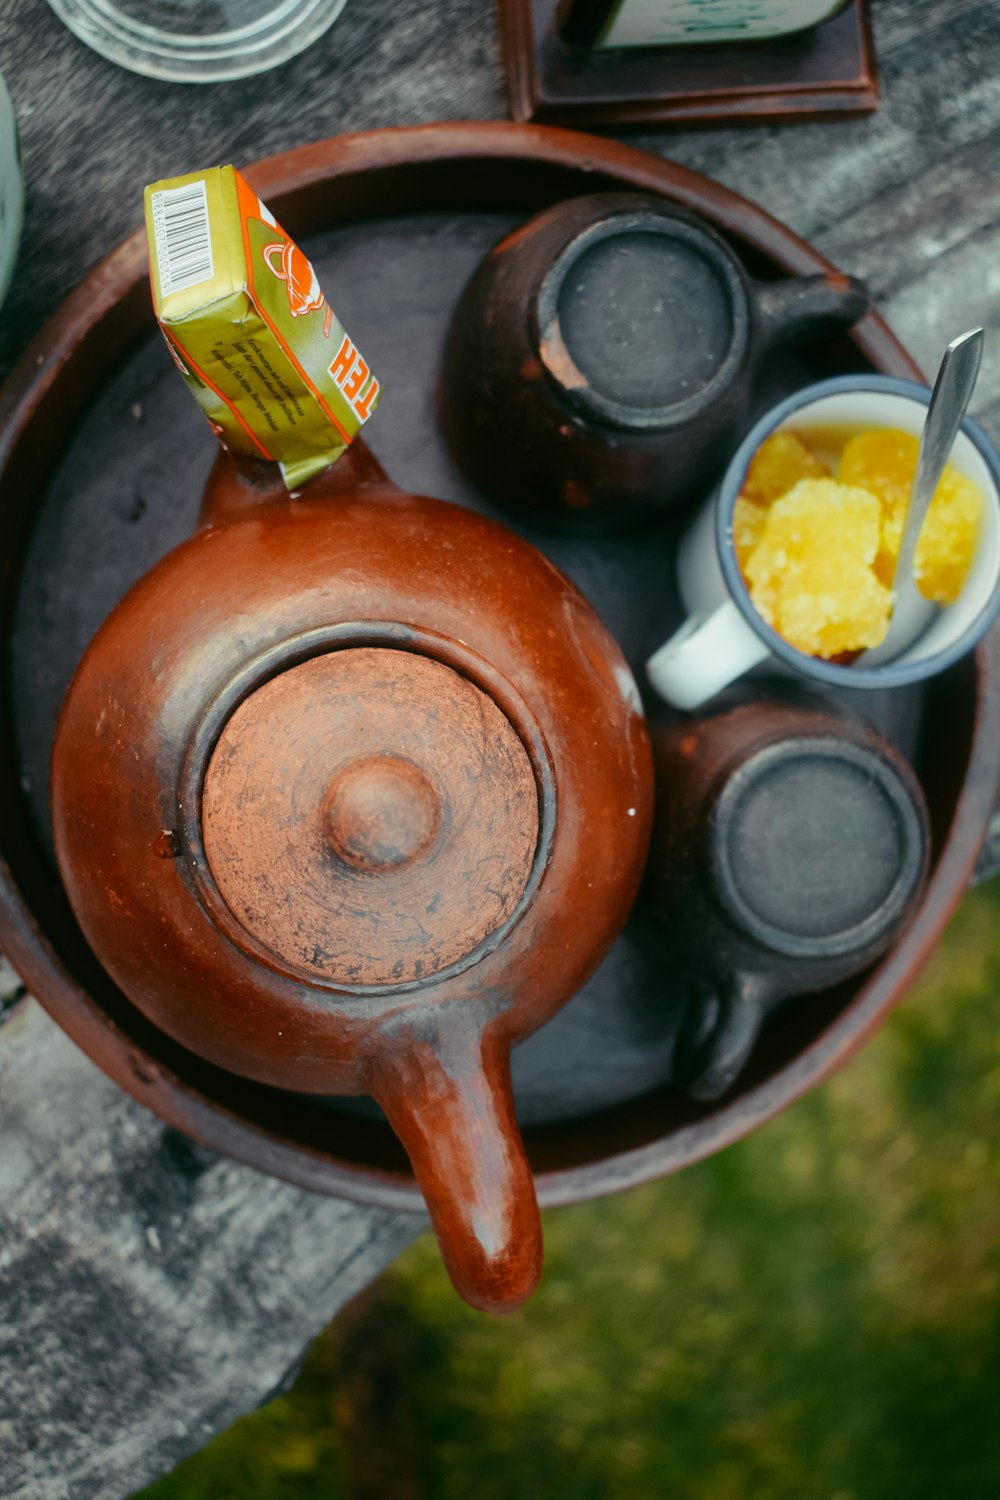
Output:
top-left (0, 995), bottom-right (421, 1500)
top-left (2, 0), bottom-right (999, 1496)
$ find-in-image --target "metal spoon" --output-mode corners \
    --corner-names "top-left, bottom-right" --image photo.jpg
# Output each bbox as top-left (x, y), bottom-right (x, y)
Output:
top-left (865, 327), bottom-right (984, 666)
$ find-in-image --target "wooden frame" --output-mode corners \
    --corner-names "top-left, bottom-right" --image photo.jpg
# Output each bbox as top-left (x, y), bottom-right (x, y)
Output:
top-left (497, 0), bottom-right (879, 127)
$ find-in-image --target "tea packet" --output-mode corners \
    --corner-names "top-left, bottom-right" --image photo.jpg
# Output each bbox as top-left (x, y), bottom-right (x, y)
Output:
top-left (144, 165), bottom-right (380, 489)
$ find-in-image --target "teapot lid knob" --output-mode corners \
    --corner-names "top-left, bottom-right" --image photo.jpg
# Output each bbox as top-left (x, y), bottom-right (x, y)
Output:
top-left (322, 755), bottom-right (441, 872)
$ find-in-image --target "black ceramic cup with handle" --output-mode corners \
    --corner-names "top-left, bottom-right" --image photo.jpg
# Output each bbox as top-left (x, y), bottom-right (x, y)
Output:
top-left (440, 192), bottom-right (868, 534)
top-left (641, 684), bottom-right (931, 1101)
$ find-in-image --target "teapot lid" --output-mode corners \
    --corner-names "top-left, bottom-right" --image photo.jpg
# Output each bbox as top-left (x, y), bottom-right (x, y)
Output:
top-left (198, 646), bottom-right (540, 988)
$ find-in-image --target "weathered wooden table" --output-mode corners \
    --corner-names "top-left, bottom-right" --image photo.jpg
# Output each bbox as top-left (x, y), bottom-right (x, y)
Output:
top-left (2, 1), bottom-right (999, 1496)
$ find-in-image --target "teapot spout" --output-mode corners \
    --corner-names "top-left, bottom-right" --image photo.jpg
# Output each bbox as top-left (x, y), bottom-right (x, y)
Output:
top-left (369, 1008), bottom-right (543, 1315)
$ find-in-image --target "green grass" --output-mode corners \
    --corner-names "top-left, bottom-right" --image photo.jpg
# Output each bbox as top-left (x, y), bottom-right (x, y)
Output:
top-left (141, 880), bottom-right (1000, 1500)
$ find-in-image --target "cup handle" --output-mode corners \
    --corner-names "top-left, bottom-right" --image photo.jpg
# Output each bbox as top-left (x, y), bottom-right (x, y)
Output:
top-left (675, 973), bottom-right (772, 1102)
top-left (261, 242), bottom-right (288, 280)
top-left (646, 600), bottom-right (769, 710)
top-left (753, 272), bottom-right (869, 352)
top-left (368, 1009), bottom-right (543, 1315)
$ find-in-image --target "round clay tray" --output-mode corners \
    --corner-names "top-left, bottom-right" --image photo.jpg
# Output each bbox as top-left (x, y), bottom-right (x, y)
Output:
top-left (2, 123), bottom-right (999, 1213)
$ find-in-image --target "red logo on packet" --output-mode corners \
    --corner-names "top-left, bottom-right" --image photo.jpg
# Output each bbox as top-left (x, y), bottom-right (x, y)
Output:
top-left (262, 238), bottom-right (334, 338)
top-left (328, 334), bottom-right (380, 422)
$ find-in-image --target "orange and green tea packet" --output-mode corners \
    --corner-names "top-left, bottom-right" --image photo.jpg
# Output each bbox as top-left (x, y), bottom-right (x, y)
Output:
top-left (145, 165), bottom-right (380, 490)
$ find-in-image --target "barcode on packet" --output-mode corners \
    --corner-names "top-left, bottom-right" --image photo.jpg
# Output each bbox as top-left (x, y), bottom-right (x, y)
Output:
top-left (150, 180), bottom-right (214, 298)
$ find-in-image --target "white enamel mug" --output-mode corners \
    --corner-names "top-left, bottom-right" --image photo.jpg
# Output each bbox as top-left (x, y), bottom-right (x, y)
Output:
top-left (646, 375), bottom-right (1000, 711)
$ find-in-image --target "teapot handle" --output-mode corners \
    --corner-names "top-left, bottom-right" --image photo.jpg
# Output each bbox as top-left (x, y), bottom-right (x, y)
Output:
top-left (199, 437), bottom-right (393, 525)
top-left (752, 271), bottom-right (869, 353)
top-left (368, 1010), bottom-right (543, 1314)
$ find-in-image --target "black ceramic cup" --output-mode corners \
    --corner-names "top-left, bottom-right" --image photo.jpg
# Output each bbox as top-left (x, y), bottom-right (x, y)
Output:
top-left (439, 192), bottom-right (868, 534)
top-left (641, 687), bottom-right (931, 1101)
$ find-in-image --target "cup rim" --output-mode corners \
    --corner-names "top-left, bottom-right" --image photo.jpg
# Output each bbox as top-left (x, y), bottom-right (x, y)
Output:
top-left (710, 735), bottom-right (929, 961)
top-left (715, 373), bottom-right (1000, 690)
top-left (534, 208), bottom-right (751, 433)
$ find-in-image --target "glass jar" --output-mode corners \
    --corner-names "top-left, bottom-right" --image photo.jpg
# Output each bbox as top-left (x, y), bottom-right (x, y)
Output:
top-left (559, 0), bottom-right (851, 49)
top-left (44, 0), bottom-right (350, 83)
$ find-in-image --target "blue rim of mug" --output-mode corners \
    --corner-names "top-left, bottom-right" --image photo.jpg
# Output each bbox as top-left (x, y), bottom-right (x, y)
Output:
top-left (716, 374), bottom-right (1000, 691)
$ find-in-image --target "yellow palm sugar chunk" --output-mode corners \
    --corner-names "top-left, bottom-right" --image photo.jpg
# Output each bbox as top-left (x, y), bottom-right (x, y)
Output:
top-left (840, 428), bottom-right (983, 603)
top-left (733, 495), bottom-right (767, 570)
top-left (840, 428), bottom-right (915, 548)
top-left (913, 467), bottom-right (983, 604)
top-left (735, 431), bottom-right (829, 574)
top-left (744, 479), bottom-right (893, 657)
top-left (740, 430), bottom-right (830, 507)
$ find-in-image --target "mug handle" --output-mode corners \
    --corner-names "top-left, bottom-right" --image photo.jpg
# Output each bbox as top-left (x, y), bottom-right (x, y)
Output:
top-left (646, 599), bottom-right (769, 711)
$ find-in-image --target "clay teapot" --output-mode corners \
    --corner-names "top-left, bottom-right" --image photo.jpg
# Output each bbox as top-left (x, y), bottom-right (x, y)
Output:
top-left (50, 441), bottom-right (653, 1312)
top-left (440, 192), bottom-right (869, 534)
